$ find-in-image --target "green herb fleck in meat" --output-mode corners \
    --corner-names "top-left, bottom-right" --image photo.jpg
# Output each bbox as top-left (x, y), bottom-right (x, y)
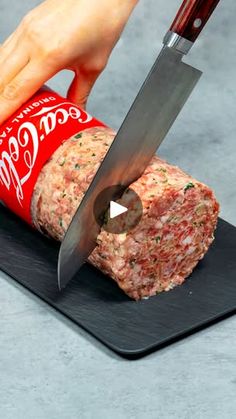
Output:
top-left (149, 194), bottom-right (155, 198)
top-left (59, 158), bottom-right (66, 166)
top-left (156, 167), bottom-right (167, 173)
top-left (59, 217), bottom-right (63, 228)
top-left (168, 215), bottom-right (179, 223)
top-left (79, 142), bottom-right (83, 147)
top-left (101, 210), bottom-right (109, 225)
top-left (155, 236), bottom-right (161, 243)
top-left (75, 133), bottom-right (82, 139)
top-left (91, 153), bottom-right (96, 157)
top-left (74, 163), bottom-right (80, 169)
top-left (62, 192), bottom-right (67, 198)
top-left (129, 259), bottom-right (136, 268)
top-left (193, 221), bottom-right (204, 227)
top-left (184, 182), bottom-right (195, 192)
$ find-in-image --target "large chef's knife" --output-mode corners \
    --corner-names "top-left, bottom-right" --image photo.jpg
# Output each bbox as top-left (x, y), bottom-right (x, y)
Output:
top-left (58, 0), bottom-right (220, 289)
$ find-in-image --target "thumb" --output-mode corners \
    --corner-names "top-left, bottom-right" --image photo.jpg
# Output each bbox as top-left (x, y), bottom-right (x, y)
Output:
top-left (67, 70), bottom-right (99, 110)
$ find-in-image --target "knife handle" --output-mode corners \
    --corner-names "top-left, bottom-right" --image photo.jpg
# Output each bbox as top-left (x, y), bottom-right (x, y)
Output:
top-left (170, 0), bottom-right (220, 43)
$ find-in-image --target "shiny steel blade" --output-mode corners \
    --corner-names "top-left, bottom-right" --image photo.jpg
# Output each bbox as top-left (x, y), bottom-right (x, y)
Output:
top-left (58, 46), bottom-right (202, 289)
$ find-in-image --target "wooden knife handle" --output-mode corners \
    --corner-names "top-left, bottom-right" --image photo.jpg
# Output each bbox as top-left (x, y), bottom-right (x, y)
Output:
top-left (170, 0), bottom-right (220, 43)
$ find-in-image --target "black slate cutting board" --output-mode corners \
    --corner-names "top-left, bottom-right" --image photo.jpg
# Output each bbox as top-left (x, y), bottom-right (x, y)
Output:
top-left (0, 205), bottom-right (235, 358)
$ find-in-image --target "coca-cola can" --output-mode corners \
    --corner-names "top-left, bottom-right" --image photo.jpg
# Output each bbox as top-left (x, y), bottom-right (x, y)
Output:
top-left (0, 86), bottom-right (106, 225)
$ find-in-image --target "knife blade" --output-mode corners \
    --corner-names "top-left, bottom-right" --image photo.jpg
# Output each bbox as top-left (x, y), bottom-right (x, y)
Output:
top-left (58, 0), bottom-right (220, 289)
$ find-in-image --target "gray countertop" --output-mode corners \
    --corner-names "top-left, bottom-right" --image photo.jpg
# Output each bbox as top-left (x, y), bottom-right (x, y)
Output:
top-left (0, 0), bottom-right (235, 418)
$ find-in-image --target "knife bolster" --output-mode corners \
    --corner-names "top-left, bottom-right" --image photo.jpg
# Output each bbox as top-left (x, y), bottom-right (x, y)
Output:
top-left (163, 31), bottom-right (193, 55)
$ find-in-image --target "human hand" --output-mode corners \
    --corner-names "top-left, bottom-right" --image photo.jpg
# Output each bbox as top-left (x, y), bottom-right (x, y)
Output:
top-left (0, 0), bottom-right (138, 124)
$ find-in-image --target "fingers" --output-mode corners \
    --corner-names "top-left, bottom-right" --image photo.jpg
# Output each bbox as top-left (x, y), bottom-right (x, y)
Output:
top-left (67, 70), bottom-right (100, 109)
top-left (0, 30), bottom-right (29, 92)
top-left (0, 60), bottom-right (55, 125)
top-left (0, 47), bottom-right (29, 89)
top-left (0, 33), bottom-right (17, 52)
top-left (0, 29), bottom-right (20, 60)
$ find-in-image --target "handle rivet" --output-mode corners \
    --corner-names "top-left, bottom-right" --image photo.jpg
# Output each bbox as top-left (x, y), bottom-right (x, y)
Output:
top-left (193, 18), bottom-right (202, 29)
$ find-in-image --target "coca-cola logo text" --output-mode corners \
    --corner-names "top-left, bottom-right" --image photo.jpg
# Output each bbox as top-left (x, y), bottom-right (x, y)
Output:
top-left (0, 102), bottom-right (93, 205)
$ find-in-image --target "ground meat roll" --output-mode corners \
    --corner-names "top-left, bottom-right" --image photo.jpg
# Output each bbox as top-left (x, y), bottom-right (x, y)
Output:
top-left (31, 126), bottom-right (219, 300)
top-left (31, 127), bottom-right (115, 240)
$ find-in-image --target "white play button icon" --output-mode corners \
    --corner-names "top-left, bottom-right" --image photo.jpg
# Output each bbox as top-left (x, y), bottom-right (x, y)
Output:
top-left (109, 200), bottom-right (128, 219)
top-left (94, 185), bottom-right (143, 234)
